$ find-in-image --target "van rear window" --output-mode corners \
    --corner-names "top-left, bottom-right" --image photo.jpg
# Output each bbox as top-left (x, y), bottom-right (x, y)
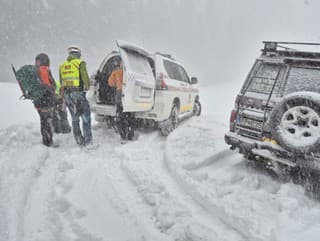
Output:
top-left (126, 51), bottom-right (153, 76)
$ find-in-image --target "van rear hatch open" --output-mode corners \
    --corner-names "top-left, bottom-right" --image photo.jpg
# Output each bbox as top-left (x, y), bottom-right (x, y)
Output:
top-left (116, 40), bottom-right (156, 112)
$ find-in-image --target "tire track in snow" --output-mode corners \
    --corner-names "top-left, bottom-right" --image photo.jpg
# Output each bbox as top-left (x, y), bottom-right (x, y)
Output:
top-left (23, 150), bottom-right (68, 241)
top-left (47, 129), bottom-right (151, 241)
top-left (117, 132), bottom-right (243, 241)
top-left (183, 149), bottom-right (236, 171)
top-left (162, 116), bottom-right (265, 240)
top-left (0, 128), bottom-right (50, 241)
top-left (48, 148), bottom-right (104, 241)
top-left (163, 144), bottom-right (254, 241)
top-left (1, 126), bottom-right (104, 241)
top-left (164, 116), bottom-right (320, 241)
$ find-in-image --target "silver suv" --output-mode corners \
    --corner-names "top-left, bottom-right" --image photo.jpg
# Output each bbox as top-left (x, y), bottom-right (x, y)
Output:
top-left (225, 41), bottom-right (320, 176)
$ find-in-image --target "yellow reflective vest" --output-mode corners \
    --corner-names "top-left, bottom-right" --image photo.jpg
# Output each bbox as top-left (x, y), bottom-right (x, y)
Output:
top-left (59, 59), bottom-right (82, 88)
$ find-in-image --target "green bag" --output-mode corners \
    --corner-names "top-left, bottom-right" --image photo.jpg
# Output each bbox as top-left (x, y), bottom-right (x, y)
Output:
top-left (14, 65), bottom-right (46, 101)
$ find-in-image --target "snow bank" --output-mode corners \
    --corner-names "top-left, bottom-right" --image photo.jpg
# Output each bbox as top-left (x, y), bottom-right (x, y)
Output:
top-left (0, 83), bottom-right (37, 129)
top-left (165, 116), bottom-right (320, 241)
top-left (1, 82), bottom-right (320, 241)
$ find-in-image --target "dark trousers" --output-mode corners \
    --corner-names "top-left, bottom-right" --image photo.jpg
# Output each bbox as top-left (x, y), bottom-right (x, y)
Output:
top-left (37, 109), bottom-right (53, 146)
top-left (116, 91), bottom-right (134, 140)
top-left (64, 91), bottom-right (92, 145)
top-left (52, 99), bottom-right (71, 134)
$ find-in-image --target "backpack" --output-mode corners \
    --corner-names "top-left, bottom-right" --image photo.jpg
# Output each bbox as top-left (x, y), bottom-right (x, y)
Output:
top-left (13, 65), bottom-right (47, 101)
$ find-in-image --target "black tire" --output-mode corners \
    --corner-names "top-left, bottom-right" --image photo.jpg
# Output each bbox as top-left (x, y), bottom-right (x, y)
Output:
top-left (193, 100), bottom-right (201, 116)
top-left (269, 93), bottom-right (320, 154)
top-left (160, 104), bottom-right (179, 136)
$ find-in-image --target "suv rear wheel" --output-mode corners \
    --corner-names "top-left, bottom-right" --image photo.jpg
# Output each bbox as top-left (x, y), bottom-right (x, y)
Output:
top-left (160, 104), bottom-right (179, 136)
top-left (269, 93), bottom-right (320, 153)
top-left (193, 100), bottom-right (201, 116)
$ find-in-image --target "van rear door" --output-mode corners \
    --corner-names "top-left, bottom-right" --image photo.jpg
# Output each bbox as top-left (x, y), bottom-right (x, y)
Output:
top-left (116, 40), bottom-right (155, 112)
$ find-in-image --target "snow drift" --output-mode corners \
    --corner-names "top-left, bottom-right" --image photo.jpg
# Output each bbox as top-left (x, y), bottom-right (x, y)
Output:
top-left (1, 83), bottom-right (320, 241)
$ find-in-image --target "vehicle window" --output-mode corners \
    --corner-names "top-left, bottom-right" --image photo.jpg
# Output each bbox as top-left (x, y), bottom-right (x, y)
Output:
top-left (163, 60), bottom-right (179, 80)
top-left (163, 60), bottom-right (189, 82)
top-left (126, 50), bottom-right (153, 76)
top-left (283, 66), bottom-right (320, 95)
top-left (246, 63), bottom-right (282, 95)
top-left (177, 65), bottom-right (190, 83)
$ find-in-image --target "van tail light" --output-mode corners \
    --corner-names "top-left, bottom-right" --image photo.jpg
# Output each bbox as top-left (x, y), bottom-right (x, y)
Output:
top-left (229, 109), bottom-right (238, 132)
top-left (157, 73), bottom-right (168, 90)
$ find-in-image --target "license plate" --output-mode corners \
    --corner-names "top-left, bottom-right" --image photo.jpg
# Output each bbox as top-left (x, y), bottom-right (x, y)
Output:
top-left (240, 117), bottom-right (263, 130)
top-left (140, 87), bottom-right (151, 97)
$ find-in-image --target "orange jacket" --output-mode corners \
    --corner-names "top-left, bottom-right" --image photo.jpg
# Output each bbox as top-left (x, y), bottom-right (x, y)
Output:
top-left (38, 66), bottom-right (52, 86)
top-left (108, 68), bottom-right (123, 91)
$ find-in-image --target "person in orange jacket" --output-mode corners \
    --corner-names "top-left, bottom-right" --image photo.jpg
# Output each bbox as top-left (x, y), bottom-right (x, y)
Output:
top-left (34, 53), bottom-right (71, 147)
top-left (107, 60), bottom-right (123, 103)
top-left (107, 60), bottom-right (135, 142)
top-left (34, 53), bottom-right (56, 147)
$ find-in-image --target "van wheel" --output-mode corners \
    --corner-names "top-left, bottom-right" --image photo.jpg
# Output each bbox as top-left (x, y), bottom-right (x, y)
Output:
top-left (269, 94), bottom-right (320, 154)
top-left (160, 104), bottom-right (179, 136)
top-left (193, 100), bottom-right (201, 116)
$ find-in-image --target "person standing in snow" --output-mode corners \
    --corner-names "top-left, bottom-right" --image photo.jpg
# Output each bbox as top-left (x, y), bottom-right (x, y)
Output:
top-left (34, 53), bottom-right (56, 147)
top-left (59, 46), bottom-right (92, 146)
top-left (107, 60), bottom-right (135, 142)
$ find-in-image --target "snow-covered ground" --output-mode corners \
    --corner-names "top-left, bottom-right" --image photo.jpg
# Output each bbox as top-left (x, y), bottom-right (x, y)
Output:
top-left (0, 83), bottom-right (38, 128)
top-left (1, 82), bottom-right (320, 241)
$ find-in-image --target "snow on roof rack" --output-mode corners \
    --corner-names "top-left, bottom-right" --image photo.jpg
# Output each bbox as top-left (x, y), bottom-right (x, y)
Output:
top-left (263, 41), bottom-right (320, 52)
top-left (261, 41), bottom-right (320, 59)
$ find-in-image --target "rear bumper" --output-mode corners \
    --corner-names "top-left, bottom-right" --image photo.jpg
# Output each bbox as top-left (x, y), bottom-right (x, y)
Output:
top-left (90, 102), bottom-right (117, 116)
top-left (225, 132), bottom-right (320, 170)
top-left (225, 132), bottom-right (286, 154)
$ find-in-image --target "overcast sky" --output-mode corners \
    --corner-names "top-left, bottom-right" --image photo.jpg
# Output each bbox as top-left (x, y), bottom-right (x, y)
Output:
top-left (0, 0), bottom-right (318, 87)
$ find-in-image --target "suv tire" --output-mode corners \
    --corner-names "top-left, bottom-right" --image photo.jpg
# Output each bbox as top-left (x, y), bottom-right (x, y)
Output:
top-left (160, 104), bottom-right (179, 136)
top-left (269, 92), bottom-right (320, 154)
top-left (193, 100), bottom-right (201, 116)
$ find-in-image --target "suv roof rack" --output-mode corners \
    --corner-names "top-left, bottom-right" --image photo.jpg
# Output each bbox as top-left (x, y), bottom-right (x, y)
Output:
top-left (155, 52), bottom-right (175, 60)
top-left (262, 41), bottom-right (320, 59)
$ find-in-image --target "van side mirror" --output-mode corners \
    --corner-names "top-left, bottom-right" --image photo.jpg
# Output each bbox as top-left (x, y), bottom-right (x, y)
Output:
top-left (191, 77), bottom-right (198, 84)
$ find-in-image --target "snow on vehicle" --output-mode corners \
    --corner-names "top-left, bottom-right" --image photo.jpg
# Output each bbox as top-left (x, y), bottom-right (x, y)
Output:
top-left (90, 40), bottom-right (201, 135)
top-left (225, 41), bottom-right (320, 176)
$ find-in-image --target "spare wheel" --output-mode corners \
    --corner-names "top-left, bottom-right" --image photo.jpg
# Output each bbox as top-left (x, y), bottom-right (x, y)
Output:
top-left (269, 92), bottom-right (320, 154)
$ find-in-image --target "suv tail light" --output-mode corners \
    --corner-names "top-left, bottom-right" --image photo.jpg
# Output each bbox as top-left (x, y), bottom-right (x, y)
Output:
top-left (229, 109), bottom-right (238, 132)
top-left (157, 73), bottom-right (168, 90)
top-left (229, 95), bottom-right (241, 132)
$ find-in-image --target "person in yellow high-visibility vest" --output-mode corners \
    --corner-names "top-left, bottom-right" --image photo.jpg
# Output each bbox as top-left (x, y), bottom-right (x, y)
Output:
top-left (59, 46), bottom-right (92, 146)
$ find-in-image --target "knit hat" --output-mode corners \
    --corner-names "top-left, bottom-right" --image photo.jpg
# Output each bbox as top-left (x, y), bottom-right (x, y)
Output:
top-left (35, 53), bottom-right (50, 66)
